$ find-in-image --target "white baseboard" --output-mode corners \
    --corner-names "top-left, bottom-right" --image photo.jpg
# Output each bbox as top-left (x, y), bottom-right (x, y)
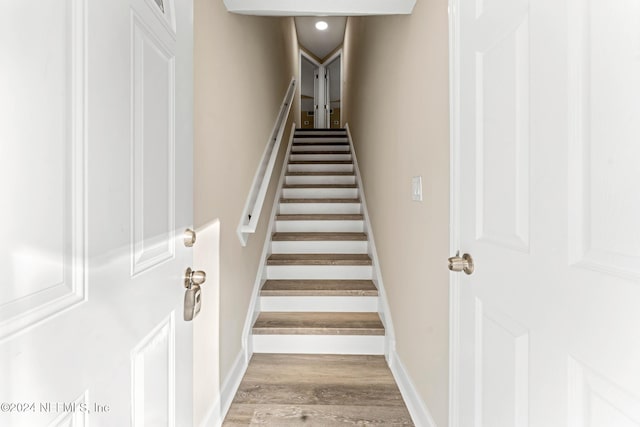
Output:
top-left (199, 349), bottom-right (249, 427)
top-left (388, 349), bottom-right (438, 427)
top-left (345, 124), bottom-right (397, 359)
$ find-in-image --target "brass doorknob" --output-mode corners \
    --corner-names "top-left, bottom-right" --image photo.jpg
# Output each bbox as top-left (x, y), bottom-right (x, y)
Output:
top-left (184, 267), bottom-right (207, 288)
top-left (448, 253), bottom-right (474, 275)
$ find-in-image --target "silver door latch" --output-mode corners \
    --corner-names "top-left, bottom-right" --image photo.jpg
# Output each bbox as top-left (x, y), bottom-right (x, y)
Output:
top-left (448, 252), bottom-right (474, 275)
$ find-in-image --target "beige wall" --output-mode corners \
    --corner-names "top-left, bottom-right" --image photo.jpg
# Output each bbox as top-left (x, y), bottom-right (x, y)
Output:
top-left (342, 2), bottom-right (450, 425)
top-left (194, 3), bottom-right (298, 424)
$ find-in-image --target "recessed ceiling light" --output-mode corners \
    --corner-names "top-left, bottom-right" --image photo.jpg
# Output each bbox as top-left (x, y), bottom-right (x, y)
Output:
top-left (315, 21), bottom-right (328, 31)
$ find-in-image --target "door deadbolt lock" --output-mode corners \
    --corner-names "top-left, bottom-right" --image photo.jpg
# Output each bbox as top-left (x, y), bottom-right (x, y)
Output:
top-left (448, 253), bottom-right (474, 275)
top-left (183, 228), bottom-right (196, 247)
top-left (184, 267), bottom-right (206, 289)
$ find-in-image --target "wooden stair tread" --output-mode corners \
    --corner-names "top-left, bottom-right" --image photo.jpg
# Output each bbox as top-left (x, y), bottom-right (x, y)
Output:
top-left (294, 135), bottom-right (348, 139)
top-left (276, 214), bottom-right (364, 221)
top-left (280, 198), bottom-right (360, 203)
top-left (283, 184), bottom-right (357, 189)
top-left (261, 280), bottom-right (378, 296)
top-left (267, 253), bottom-right (372, 266)
top-left (289, 160), bottom-right (353, 165)
top-left (294, 136), bottom-right (348, 139)
top-left (272, 232), bottom-right (367, 241)
top-left (252, 312), bottom-right (384, 336)
top-left (287, 171), bottom-right (354, 176)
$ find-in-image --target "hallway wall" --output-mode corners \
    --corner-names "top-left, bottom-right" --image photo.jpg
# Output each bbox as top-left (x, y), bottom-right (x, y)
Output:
top-left (342, 1), bottom-right (450, 425)
top-left (194, 3), bottom-right (298, 424)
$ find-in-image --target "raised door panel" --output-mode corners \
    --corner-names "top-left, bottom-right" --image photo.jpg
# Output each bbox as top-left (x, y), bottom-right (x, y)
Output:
top-left (475, 300), bottom-right (529, 427)
top-left (474, 5), bottom-right (530, 252)
top-left (132, 315), bottom-right (176, 427)
top-left (0, 0), bottom-right (86, 339)
top-left (131, 10), bottom-right (176, 276)
top-left (568, 358), bottom-right (640, 427)
top-left (568, 0), bottom-right (640, 279)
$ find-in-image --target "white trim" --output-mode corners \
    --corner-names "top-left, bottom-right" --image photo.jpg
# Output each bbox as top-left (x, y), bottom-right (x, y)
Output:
top-left (260, 295), bottom-right (378, 312)
top-left (298, 49), bottom-right (344, 129)
top-left (240, 123), bottom-right (297, 355)
top-left (199, 350), bottom-right (248, 427)
top-left (253, 334), bottom-right (385, 355)
top-left (448, 0), bottom-right (462, 425)
top-left (223, 0), bottom-right (416, 16)
top-left (299, 50), bottom-right (322, 126)
top-left (323, 49), bottom-right (343, 128)
top-left (300, 47), bottom-right (323, 67)
top-left (323, 48), bottom-right (342, 68)
top-left (237, 78), bottom-right (296, 246)
top-left (389, 349), bottom-right (439, 427)
top-left (344, 124), bottom-right (397, 358)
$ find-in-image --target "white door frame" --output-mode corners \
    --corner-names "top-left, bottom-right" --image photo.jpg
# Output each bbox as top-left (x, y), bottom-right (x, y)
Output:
top-left (323, 49), bottom-right (343, 128)
top-left (299, 50), bottom-right (322, 127)
top-left (447, 0), bottom-right (462, 425)
top-left (298, 49), bottom-right (343, 128)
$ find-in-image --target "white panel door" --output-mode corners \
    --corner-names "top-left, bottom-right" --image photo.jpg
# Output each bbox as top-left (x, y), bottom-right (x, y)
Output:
top-left (452, 0), bottom-right (640, 425)
top-left (324, 68), bottom-right (331, 128)
top-left (313, 68), bottom-right (322, 128)
top-left (313, 66), bottom-right (329, 129)
top-left (0, 0), bottom-right (194, 425)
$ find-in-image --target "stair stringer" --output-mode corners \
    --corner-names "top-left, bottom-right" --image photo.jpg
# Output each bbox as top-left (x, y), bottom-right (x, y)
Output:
top-left (345, 124), bottom-right (397, 360)
top-left (240, 123), bottom-right (296, 361)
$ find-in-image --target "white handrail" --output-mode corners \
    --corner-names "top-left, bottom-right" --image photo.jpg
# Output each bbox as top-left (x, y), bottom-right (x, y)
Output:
top-left (237, 77), bottom-right (296, 246)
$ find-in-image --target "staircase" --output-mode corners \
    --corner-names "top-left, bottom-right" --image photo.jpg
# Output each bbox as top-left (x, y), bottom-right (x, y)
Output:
top-left (251, 128), bottom-right (386, 355)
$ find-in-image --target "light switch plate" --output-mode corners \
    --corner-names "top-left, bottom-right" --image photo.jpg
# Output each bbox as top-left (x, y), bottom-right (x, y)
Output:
top-left (412, 176), bottom-right (423, 201)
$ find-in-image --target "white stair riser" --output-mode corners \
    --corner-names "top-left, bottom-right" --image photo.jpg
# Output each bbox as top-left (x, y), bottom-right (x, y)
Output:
top-left (292, 145), bottom-right (350, 153)
top-left (260, 296), bottom-right (378, 312)
top-left (279, 202), bottom-right (361, 215)
top-left (293, 137), bottom-right (348, 143)
top-left (289, 153), bottom-right (352, 161)
top-left (271, 240), bottom-right (368, 254)
top-left (285, 175), bottom-right (355, 185)
top-left (275, 220), bottom-right (364, 233)
top-left (288, 163), bottom-right (353, 173)
top-left (282, 188), bottom-right (358, 199)
top-left (295, 131), bottom-right (346, 136)
top-left (266, 265), bottom-right (372, 280)
top-left (253, 335), bottom-right (384, 355)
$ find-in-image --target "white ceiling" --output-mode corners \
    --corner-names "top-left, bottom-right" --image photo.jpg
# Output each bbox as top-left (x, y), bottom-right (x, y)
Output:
top-left (295, 17), bottom-right (347, 61)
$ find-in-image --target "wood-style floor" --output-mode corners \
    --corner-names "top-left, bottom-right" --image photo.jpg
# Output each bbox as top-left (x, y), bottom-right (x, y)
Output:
top-left (222, 354), bottom-right (414, 426)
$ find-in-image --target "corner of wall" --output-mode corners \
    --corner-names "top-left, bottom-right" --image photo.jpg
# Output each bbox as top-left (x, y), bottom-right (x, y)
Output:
top-left (340, 2), bottom-right (451, 425)
top-left (344, 124), bottom-right (397, 358)
top-left (198, 349), bottom-right (248, 427)
top-left (194, 1), bottom-right (303, 424)
top-left (388, 349), bottom-right (439, 427)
